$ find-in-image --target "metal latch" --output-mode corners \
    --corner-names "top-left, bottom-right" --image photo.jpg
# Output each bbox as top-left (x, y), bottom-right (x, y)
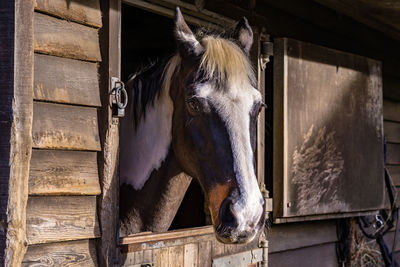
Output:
top-left (110, 77), bottom-right (128, 118)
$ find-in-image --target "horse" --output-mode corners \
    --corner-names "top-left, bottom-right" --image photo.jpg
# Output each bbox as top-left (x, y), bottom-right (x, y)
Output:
top-left (120, 7), bottom-right (266, 244)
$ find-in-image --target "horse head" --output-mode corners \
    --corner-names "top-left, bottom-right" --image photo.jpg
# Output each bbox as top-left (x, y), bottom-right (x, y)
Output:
top-left (168, 8), bottom-right (266, 244)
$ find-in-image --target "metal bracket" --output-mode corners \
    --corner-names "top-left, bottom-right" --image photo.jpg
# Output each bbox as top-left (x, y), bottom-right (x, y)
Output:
top-left (260, 36), bottom-right (274, 71)
top-left (110, 76), bottom-right (128, 119)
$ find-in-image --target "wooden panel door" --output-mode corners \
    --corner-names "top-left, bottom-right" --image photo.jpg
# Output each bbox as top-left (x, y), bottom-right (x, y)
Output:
top-left (273, 38), bottom-right (385, 220)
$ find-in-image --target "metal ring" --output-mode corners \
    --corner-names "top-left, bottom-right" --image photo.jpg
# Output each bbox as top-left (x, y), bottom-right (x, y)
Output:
top-left (115, 83), bottom-right (128, 109)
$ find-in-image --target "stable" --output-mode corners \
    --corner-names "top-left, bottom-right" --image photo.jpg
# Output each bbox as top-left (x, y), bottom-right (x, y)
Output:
top-left (1, 0), bottom-right (400, 266)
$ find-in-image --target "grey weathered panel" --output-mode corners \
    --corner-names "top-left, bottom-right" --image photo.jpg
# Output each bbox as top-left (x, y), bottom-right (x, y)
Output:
top-left (274, 38), bottom-right (384, 219)
top-left (269, 243), bottom-right (337, 267)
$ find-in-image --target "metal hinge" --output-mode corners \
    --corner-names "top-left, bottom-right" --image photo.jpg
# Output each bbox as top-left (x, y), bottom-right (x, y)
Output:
top-left (110, 77), bottom-right (128, 119)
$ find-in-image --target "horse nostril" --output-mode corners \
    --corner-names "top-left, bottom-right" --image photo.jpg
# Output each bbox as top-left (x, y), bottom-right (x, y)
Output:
top-left (219, 197), bottom-right (238, 227)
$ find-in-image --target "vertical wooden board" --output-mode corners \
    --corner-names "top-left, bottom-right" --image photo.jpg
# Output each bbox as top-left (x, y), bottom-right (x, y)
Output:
top-left (143, 249), bottom-right (153, 263)
top-left (198, 241), bottom-right (212, 267)
top-left (34, 0), bottom-right (102, 28)
top-left (385, 121), bottom-right (400, 144)
top-left (211, 240), bottom-right (224, 258)
top-left (274, 38), bottom-right (384, 218)
top-left (154, 248), bottom-right (169, 267)
top-left (133, 250), bottom-right (143, 264)
top-left (22, 239), bottom-right (98, 267)
top-left (96, 0), bottom-right (120, 265)
top-left (34, 54), bottom-right (101, 107)
top-left (34, 12), bottom-right (101, 62)
top-left (29, 150), bottom-right (100, 195)
top-left (169, 246), bottom-right (184, 267)
top-left (184, 243), bottom-right (198, 267)
top-left (26, 196), bottom-right (100, 245)
top-left (384, 100), bottom-right (400, 122)
top-left (32, 102), bottom-right (101, 151)
top-left (387, 144), bottom-right (400, 165)
top-left (0, 0), bottom-right (34, 265)
top-left (121, 252), bottom-right (136, 266)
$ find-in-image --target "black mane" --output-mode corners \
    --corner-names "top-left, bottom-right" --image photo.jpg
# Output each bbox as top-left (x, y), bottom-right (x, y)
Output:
top-left (126, 58), bottom-right (169, 128)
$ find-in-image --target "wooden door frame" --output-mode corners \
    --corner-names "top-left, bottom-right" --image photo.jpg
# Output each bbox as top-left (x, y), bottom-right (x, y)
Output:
top-left (97, 1), bottom-right (268, 265)
top-left (97, 0), bottom-right (121, 266)
top-left (0, 0), bottom-right (34, 265)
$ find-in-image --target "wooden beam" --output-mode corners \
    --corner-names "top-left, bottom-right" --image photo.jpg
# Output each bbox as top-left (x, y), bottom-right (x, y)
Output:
top-left (96, 0), bottom-right (120, 265)
top-left (32, 102), bottom-right (101, 151)
top-left (0, 0), bottom-right (34, 265)
top-left (26, 196), bottom-right (100, 245)
top-left (34, 0), bottom-right (102, 28)
top-left (313, 0), bottom-right (400, 42)
top-left (34, 12), bottom-right (101, 62)
top-left (29, 150), bottom-right (101, 196)
top-left (23, 239), bottom-right (98, 267)
top-left (34, 54), bottom-right (101, 107)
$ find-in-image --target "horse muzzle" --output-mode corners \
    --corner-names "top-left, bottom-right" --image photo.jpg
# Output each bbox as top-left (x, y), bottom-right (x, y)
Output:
top-left (214, 195), bottom-right (265, 244)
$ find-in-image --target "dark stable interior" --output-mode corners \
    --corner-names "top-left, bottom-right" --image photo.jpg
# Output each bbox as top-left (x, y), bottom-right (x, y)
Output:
top-left (121, 3), bottom-right (207, 230)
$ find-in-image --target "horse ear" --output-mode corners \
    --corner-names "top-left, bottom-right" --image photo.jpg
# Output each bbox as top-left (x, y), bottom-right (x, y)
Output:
top-left (174, 7), bottom-right (203, 58)
top-left (233, 17), bottom-right (253, 54)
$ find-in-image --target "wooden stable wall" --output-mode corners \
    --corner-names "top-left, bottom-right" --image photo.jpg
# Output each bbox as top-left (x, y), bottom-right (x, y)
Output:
top-left (22, 1), bottom-right (103, 266)
top-left (201, 0), bottom-right (400, 266)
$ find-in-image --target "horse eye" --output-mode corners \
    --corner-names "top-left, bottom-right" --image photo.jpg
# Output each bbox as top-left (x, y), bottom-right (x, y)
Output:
top-left (186, 98), bottom-right (201, 115)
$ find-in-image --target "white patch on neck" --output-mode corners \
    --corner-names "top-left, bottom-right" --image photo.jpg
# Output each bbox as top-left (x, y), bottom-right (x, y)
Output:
top-left (120, 56), bottom-right (180, 190)
top-left (196, 81), bottom-right (264, 229)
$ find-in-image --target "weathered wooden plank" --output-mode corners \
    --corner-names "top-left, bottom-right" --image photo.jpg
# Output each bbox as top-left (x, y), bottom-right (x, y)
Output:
top-left (34, 12), bottom-right (101, 62)
top-left (34, 54), bottom-right (101, 107)
top-left (184, 243), bottom-right (198, 267)
top-left (29, 150), bottom-right (100, 195)
top-left (211, 240), bottom-right (224, 258)
top-left (387, 144), bottom-right (400, 165)
top-left (384, 100), bottom-right (400, 122)
top-left (26, 196), bottom-right (100, 245)
top-left (22, 239), bottom-right (98, 267)
top-left (97, 0), bottom-right (120, 266)
top-left (34, 0), bottom-right (102, 28)
top-left (143, 249), bottom-right (153, 263)
top-left (269, 242), bottom-right (337, 267)
top-left (133, 251), bottom-right (143, 264)
top-left (384, 75), bottom-right (400, 101)
top-left (387, 165), bottom-right (400, 186)
top-left (198, 241), bottom-right (212, 267)
top-left (120, 226), bottom-right (214, 245)
top-left (154, 248), bottom-right (168, 267)
top-left (32, 102), bottom-right (101, 151)
top-left (268, 220), bottom-right (337, 253)
top-left (0, 0), bottom-right (34, 265)
top-left (169, 246), bottom-right (184, 267)
top-left (385, 121), bottom-right (400, 144)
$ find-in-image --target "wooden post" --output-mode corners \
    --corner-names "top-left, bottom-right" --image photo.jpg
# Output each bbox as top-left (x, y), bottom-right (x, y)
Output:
top-left (0, 0), bottom-right (34, 265)
top-left (97, 0), bottom-right (121, 266)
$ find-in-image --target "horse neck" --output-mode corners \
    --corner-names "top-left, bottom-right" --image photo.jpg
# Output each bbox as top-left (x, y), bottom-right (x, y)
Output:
top-left (120, 59), bottom-right (176, 190)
